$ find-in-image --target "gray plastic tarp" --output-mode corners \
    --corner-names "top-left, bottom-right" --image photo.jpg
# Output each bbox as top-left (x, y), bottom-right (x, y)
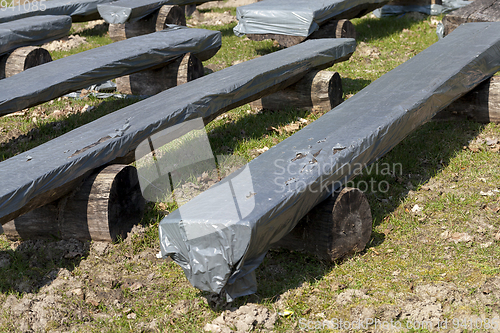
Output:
top-left (0, 25), bottom-right (221, 116)
top-left (160, 22), bottom-right (500, 300)
top-left (0, 38), bottom-right (355, 226)
top-left (373, 0), bottom-right (472, 17)
top-left (0, 15), bottom-right (71, 56)
top-left (233, 0), bottom-right (389, 37)
top-left (0, 0), bottom-right (115, 23)
top-left (98, 0), bottom-right (214, 24)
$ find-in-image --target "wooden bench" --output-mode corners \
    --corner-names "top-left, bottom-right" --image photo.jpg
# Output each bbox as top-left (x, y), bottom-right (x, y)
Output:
top-left (0, 26), bottom-right (221, 116)
top-left (158, 22), bottom-right (500, 299)
top-left (0, 15), bottom-right (71, 79)
top-left (0, 0), bottom-right (115, 23)
top-left (0, 38), bottom-right (355, 233)
top-left (97, 0), bottom-right (215, 24)
top-left (233, 0), bottom-right (390, 47)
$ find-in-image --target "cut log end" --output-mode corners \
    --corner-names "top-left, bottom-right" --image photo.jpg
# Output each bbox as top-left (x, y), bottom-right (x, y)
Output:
top-left (156, 5), bottom-right (186, 31)
top-left (250, 70), bottom-right (343, 112)
top-left (435, 76), bottom-right (500, 124)
top-left (273, 187), bottom-right (372, 262)
top-left (2, 165), bottom-right (145, 242)
top-left (116, 52), bottom-right (203, 95)
top-left (0, 46), bottom-right (52, 78)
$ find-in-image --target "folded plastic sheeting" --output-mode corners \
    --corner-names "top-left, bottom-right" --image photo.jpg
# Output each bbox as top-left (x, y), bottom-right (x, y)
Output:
top-left (0, 38), bottom-right (355, 225)
top-left (373, 0), bottom-right (471, 17)
top-left (0, 25), bottom-right (221, 116)
top-left (98, 0), bottom-right (214, 24)
top-left (160, 22), bottom-right (500, 300)
top-left (233, 0), bottom-right (389, 37)
top-left (0, 0), bottom-right (114, 24)
top-left (0, 15), bottom-right (71, 56)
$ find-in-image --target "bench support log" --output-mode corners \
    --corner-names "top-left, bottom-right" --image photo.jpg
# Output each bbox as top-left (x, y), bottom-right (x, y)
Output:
top-left (434, 76), bottom-right (500, 124)
top-left (246, 19), bottom-right (356, 48)
top-left (109, 5), bottom-right (186, 42)
top-left (250, 70), bottom-right (343, 112)
top-left (272, 187), bottom-right (372, 262)
top-left (0, 46), bottom-right (52, 79)
top-left (116, 52), bottom-right (203, 95)
top-left (2, 165), bottom-right (145, 242)
top-left (442, 0), bottom-right (500, 37)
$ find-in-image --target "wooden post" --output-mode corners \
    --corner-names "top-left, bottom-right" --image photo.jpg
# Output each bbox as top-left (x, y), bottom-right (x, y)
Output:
top-left (272, 187), bottom-right (372, 262)
top-left (246, 19), bottom-right (356, 48)
top-left (308, 19), bottom-right (357, 40)
top-left (442, 0), bottom-right (500, 37)
top-left (116, 52), bottom-right (203, 95)
top-left (0, 46), bottom-right (52, 79)
top-left (109, 5), bottom-right (186, 42)
top-left (250, 70), bottom-right (343, 112)
top-left (434, 76), bottom-right (500, 124)
top-left (2, 165), bottom-right (145, 242)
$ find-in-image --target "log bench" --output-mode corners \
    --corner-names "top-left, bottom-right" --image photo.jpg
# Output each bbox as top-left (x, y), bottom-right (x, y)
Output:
top-left (0, 38), bottom-right (356, 233)
top-left (158, 22), bottom-right (500, 300)
top-left (0, 15), bottom-right (71, 79)
top-left (97, 0), bottom-right (216, 25)
top-left (0, 25), bottom-right (222, 116)
top-left (233, 0), bottom-right (390, 47)
top-left (442, 0), bottom-right (500, 36)
top-left (0, 0), bottom-right (115, 24)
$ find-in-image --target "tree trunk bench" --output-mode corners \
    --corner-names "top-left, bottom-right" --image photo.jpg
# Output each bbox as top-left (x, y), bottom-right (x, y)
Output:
top-left (0, 38), bottom-right (355, 229)
top-left (234, 0), bottom-right (390, 47)
top-left (97, 0), bottom-right (217, 25)
top-left (0, 26), bottom-right (221, 116)
top-left (0, 0), bottom-right (115, 24)
top-left (158, 22), bottom-right (500, 301)
top-left (0, 15), bottom-right (71, 79)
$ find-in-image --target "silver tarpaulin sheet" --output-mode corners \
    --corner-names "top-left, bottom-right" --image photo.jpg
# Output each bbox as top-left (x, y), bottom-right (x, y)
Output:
top-left (0, 25), bottom-right (221, 116)
top-left (233, 0), bottom-right (389, 37)
top-left (160, 22), bottom-right (500, 300)
top-left (0, 38), bottom-right (355, 229)
top-left (0, 0), bottom-right (114, 23)
top-left (0, 15), bottom-right (71, 56)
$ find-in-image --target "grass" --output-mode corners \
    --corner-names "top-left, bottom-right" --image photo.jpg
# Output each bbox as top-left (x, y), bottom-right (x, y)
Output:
top-left (1, 8), bottom-right (500, 333)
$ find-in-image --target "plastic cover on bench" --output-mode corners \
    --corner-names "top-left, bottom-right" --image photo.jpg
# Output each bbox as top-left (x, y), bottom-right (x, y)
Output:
top-left (0, 15), bottom-right (72, 56)
top-left (160, 22), bottom-right (500, 300)
top-left (98, 0), bottom-right (214, 24)
top-left (0, 0), bottom-right (115, 24)
top-left (0, 38), bottom-right (355, 226)
top-left (233, 0), bottom-right (389, 37)
top-left (0, 25), bottom-right (221, 116)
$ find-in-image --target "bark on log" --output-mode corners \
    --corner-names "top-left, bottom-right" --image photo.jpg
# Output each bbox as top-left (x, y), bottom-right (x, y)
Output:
top-left (246, 19), bottom-right (356, 48)
top-left (434, 76), bottom-right (500, 124)
top-left (273, 187), bottom-right (372, 262)
top-left (308, 19), bottom-right (357, 40)
top-left (109, 5), bottom-right (186, 42)
top-left (442, 0), bottom-right (500, 37)
top-left (250, 70), bottom-right (343, 112)
top-left (116, 52), bottom-right (203, 95)
top-left (2, 165), bottom-right (145, 242)
top-left (0, 46), bottom-right (52, 79)
top-left (385, 0), bottom-right (441, 6)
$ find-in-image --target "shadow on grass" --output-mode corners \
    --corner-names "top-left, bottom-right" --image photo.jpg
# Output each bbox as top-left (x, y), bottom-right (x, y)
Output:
top-left (354, 16), bottom-right (425, 42)
top-left (0, 239), bottom-right (90, 295)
